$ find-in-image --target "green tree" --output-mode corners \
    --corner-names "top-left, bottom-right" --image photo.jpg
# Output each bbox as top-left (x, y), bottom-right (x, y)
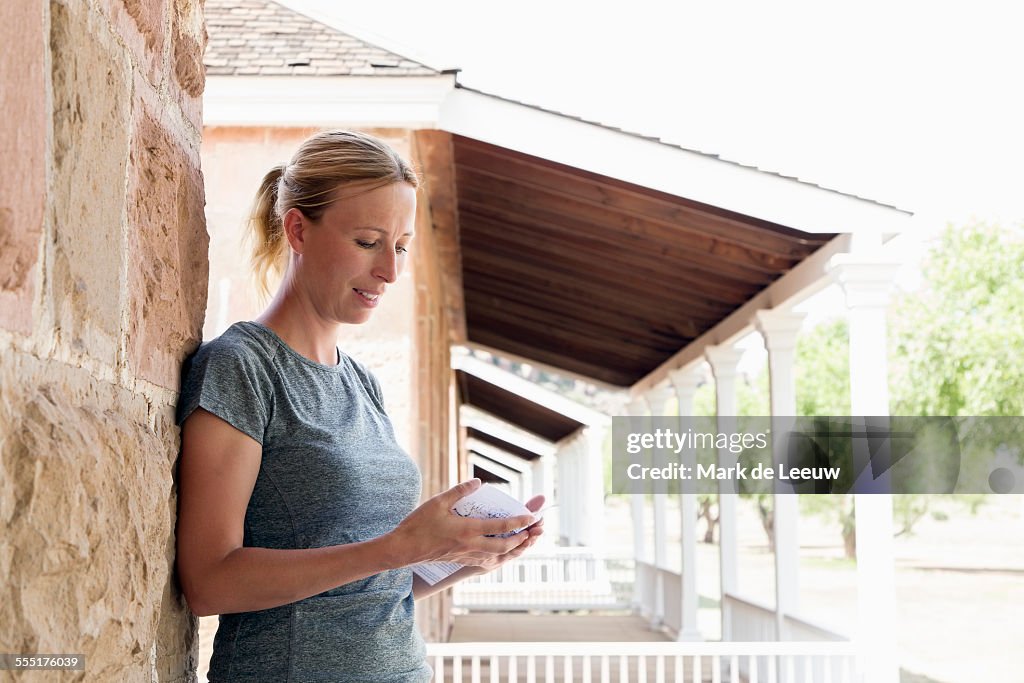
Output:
top-left (890, 222), bottom-right (1024, 417)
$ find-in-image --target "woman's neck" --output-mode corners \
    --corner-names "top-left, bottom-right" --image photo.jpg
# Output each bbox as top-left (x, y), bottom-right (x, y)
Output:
top-left (255, 288), bottom-right (341, 366)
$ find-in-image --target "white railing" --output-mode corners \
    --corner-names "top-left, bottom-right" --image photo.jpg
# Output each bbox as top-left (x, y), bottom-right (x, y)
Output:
top-left (426, 641), bottom-right (860, 683)
top-left (725, 594), bottom-right (851, 683)
top-left (453, 549), bottom-right (634, 611)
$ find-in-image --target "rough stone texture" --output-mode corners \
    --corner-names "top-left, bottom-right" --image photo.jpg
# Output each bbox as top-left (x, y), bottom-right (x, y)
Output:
top-left (95, 0), bottom-right (168, 88)
top-left (0, 1), bottom-right (46, 335)
top-left (0, 0), bottom-right (207, 680)
top-left (0, 350), bottom-right (192, 681)
top-left (170, 0), bottom-right (206, 132)
top-left (49, 0), bottom-right (131, 367)
top-left (125, 106), bottom-right (209, 390)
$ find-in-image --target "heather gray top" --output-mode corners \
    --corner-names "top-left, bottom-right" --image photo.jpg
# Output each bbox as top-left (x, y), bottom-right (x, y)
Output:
top-left (177, 321), bottom-right (431, 682)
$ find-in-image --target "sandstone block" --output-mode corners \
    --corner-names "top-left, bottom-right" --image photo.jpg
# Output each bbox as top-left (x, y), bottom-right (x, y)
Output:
top-left (94, 0), bottom-right (168, 88)
top-left (0, 351), bottom-right (191, 679)
top-left (170, 0), bottom-right (207, 132)
top-left (0, 1), bottom-right (47, 335)
top-left (49, 1), bottom-right (131, 366)
top-left (125, 107), bottom-right (209, 390)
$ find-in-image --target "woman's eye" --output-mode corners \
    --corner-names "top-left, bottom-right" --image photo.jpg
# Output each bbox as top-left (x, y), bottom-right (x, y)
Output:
top-left (356, 240), bottom-right (377, 249)
top-left (396, 245), bottom-right (409, 254)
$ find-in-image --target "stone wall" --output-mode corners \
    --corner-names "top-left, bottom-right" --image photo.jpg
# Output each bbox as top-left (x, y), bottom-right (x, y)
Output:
top-left (0, 1), bottom-right (207, 680)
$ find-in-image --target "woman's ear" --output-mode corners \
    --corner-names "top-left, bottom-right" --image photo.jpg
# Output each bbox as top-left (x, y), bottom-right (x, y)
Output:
top-left (282, 208), bottom-right (307, 254)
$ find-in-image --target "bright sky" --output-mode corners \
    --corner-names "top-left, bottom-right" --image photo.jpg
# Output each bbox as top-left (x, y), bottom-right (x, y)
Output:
top-left (286, 0), bottom-right (1024, 225)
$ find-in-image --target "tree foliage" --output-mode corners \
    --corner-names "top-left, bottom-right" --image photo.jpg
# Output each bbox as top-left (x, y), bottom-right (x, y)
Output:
top-left (889, 222), bottom-right (1024, 416)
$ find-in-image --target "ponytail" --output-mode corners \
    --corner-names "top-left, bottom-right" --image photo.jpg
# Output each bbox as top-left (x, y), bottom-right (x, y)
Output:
top-left (247, 164), bottom-right (288, 300)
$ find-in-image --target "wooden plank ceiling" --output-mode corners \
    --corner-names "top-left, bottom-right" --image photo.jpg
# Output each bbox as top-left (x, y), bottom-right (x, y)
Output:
top-left (452, 134), bottom-right (836, 387)
top-left (467, 427), bottom-right (543, 461)
top-left (457, 372), bottom-right (582, 443)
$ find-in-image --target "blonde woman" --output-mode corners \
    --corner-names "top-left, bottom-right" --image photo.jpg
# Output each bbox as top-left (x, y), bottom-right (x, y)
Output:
top-left (176, 130), bottom-right (543, 681)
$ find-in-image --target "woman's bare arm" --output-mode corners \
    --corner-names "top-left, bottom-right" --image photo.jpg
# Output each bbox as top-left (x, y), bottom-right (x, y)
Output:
top-left (175, 408), bottom-right (534, 616)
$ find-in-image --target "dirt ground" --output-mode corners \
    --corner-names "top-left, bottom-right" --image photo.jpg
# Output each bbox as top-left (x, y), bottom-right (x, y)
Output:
top-left (195, 495), bottom-right (1023, 682)
top-left (613, 494), bottom-right (1024, 683)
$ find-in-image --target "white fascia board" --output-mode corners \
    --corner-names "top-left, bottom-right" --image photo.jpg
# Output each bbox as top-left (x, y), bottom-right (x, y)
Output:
top-left (453, 353), bottom-right (609, 428)
top-left (468, 454), bottom-right (516, 484)
top-left (438, 89), bottom-right (914, 235)
top-left (467, 441), bottom-right (532, 473)
top-left (203, 75), bottom-right (455, 128)
top-left (460, 405), bottom-right (558, 458)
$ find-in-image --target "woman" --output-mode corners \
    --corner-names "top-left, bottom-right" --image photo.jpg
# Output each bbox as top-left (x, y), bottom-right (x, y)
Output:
top-left (176, 130), bottom-right (543, 681)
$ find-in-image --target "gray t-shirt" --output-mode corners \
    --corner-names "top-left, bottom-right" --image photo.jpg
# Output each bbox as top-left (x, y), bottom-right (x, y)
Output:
top-left (176, 321), bottom-right (432, 682)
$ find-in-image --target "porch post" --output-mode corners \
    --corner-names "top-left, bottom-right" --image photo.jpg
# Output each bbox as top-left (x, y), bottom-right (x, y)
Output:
top-left (533, 452), bottom-right (555, 509)
top-left (832, 242), bottom-right (901, 683)
top-left (556, 441), bottom-right (570, 545)
top-left (646, 385), bottom-right (674, 630)
top-left (754, 308), bottom-right (806, 641)
top-left (670, 367), bottom-right (703, 641)
top-left (567, 438), bottom-right (579, 546)
top-left (705, 344), bottom-right (743, 642)
top-left (626, 397), bottom-right (650, 613)
top-left (579, 427), bottom-right (607, 551)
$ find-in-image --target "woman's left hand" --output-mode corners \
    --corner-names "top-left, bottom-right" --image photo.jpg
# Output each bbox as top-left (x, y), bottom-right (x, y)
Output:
top-left (466, 494), bottom-right (546, 576)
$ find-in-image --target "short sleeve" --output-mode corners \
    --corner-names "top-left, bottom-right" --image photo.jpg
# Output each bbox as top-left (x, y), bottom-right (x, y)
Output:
top-left (176, 338), bottom-right (273, 445)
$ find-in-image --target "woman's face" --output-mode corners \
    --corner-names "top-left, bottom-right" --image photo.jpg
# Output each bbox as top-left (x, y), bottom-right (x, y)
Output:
top-left (288, 181), bottom-right (416, 325)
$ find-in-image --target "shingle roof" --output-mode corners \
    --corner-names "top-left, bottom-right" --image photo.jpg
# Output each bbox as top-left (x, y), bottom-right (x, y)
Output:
top-left (204, 0), bottom-right (440, 77)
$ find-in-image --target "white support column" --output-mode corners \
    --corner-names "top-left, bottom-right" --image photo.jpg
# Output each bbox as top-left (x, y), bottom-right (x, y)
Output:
top-left (705, 344), bottom-right (743, 642)
top-left (646, 385), bottom-right (674, 630)
top-left (626, 397), bottom-right (649, 613)
top-left (533, 453), bottom-right (556, 543)
top-left (566, 439), bottom-right (579, 546)
top-left (670, 367), bottom-right (703, 642)
top-left (755, 308), bottom-right (807, 641)
top-left (831, 245), bottom-right (901, 683)
top-left (579, 426), bottom-right (607, 552)
top-left (556, 444), bottom-right (569, 545)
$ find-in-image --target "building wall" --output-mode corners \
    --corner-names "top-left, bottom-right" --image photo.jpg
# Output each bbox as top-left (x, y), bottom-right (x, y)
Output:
top-left (0, 1), bottom-right (207, 680)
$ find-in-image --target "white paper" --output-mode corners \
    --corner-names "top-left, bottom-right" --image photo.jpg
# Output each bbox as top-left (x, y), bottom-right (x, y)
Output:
top-left (412, 484), bottom-right (534, 586)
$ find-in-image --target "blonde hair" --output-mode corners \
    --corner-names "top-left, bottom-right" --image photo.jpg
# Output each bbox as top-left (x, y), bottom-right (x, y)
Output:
top-left (247, 130), bottom-right (419, 298)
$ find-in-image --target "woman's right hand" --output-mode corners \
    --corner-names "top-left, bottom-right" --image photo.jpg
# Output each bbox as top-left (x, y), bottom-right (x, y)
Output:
top-left (386, 479), bottom-right (537, 570)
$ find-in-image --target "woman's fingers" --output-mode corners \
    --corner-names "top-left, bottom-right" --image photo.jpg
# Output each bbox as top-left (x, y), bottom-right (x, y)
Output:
top-left (463, 513), bottom-right (535, 537)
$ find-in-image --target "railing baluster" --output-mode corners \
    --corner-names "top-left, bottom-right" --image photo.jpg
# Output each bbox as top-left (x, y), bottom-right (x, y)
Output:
top-left (785, 655), bottom-right (795, 683)
top-left (490, 655), bottom-right (499, 683)
top-left (525, 654), bottom-right (534, 683)
top-left (730, 654), bottom-right (739, 683)
top-left (673, 654), bottom-right (682, 683)
top-left (545, 654), bottom-right (554, 682)
top-left (583, 653), bottom-right (592, 683)
top-left (600, 654), bottom-right (610, 683)
top-left (767, 652), bottom-right (776, 683)
top-left (471, 655), bottom-right (480, 683)
top-left (454, 655), bottom-right (462, 683)
top-left (563, 654), bottom-right (573, 682)
top-left (803, 655), bottom-right (813, 683)
top-left (434, 654), bottom-right (445, 683)
top-left (655, 654), bottom-right (664, 683)
top-left (510, 655), bottom-right (519, 683)
top-left (823, 654), bottom-right (833, 683)
top-left (693, 655), bottom-right (702, 683)
top-left (711, 653), bottom-right (721, 683)
top-left (638, 654), bottom-right (647, 683)
top-left (618, 654), bottom-right (628, 682)
top-left (749, 653), bottom-right (758, 683)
